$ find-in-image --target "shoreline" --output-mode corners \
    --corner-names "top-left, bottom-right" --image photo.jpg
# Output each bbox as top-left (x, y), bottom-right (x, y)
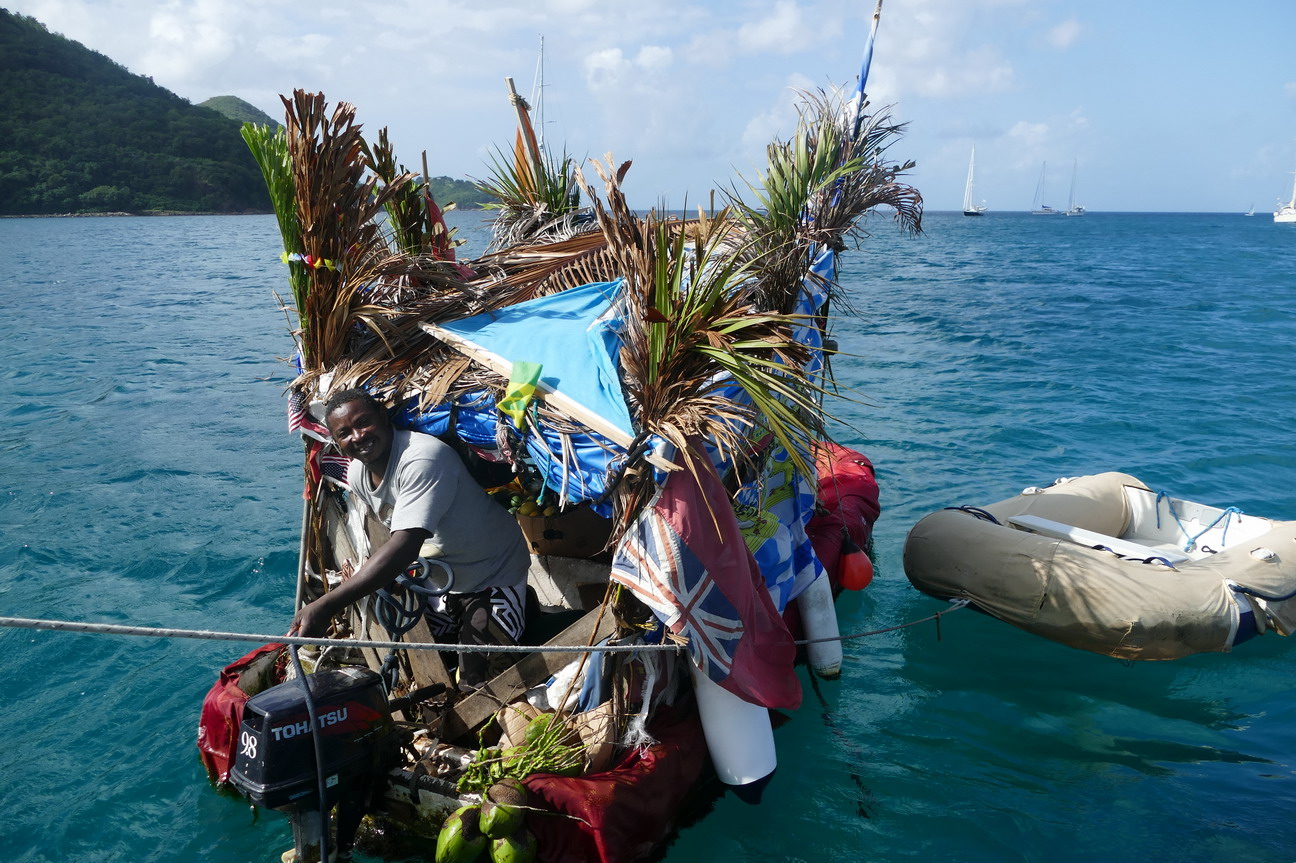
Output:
top-left (0, 210), bottom-right (272, 219)
top-left (2, 205), bottom-right (491, 219)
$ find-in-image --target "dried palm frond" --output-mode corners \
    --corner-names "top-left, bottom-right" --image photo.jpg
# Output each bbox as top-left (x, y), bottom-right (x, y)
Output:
top-left (470, 229), bottom-right (619, 301)
top-left (583, 158), bottom-right (831, 524)
top-left (281, 90), bottom-right (414, 378)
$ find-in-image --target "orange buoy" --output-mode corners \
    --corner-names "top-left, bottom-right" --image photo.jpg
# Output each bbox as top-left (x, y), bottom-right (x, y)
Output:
top-left (839, 533), bottom-right (874, 590)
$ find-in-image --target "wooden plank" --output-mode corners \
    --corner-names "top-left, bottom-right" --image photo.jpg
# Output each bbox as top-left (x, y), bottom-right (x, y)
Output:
top-left (419, 321), bottom-right (677, 473)
top-left (324, 500), bottom-right (456, 693)
top-left (360, 514), bottom-right (456, 692)
top-left (323, 501), bottom-right (388, 677)
top-left (440, 605), bottom-right (617, 741)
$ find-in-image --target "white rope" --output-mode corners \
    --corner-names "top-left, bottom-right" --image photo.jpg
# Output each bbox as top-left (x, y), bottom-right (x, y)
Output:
top-left (0, 616), bottom-right (678, 654)
top-left (0, 600), bottom-right (970, 654)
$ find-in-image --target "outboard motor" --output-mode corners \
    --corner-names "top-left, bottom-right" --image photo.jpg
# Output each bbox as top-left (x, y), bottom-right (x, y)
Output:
top-left (229, 665), bottom-right (393, 863)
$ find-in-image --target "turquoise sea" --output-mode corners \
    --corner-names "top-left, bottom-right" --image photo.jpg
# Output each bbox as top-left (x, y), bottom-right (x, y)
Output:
top-left (2, 209), bottom-right (1294, 862)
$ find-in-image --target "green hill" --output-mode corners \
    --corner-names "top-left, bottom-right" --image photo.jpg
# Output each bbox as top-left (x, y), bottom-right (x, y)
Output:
top-left (0, 9), bottom-right (270, 215)
top-left (427, 175), bottom-right (493, 209)
top-left (199, 95), bottom-right (279, 128)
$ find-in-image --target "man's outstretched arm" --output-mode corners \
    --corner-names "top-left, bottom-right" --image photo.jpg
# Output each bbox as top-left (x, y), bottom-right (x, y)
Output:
top-left (289, 528), bottom-right (430, 637)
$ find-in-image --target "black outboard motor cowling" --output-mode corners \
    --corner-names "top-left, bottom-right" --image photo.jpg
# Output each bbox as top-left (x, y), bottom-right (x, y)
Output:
top-left (230, 666), bottom-right (393, 861)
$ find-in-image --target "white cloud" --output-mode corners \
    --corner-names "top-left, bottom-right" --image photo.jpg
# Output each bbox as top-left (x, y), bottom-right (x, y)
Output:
top-left (879, 0), bottom-right (1016, 100)
top-left (140, 0), bottom-right (239, 84)
top-left (740, 72), bottom-right (816, 156)
top-left (737, 1), bottom-right (814, 54)
top-left (1007, 119), bottom-right (1051, 148)
top-left (1047, 18), bottom-right (1081, 49)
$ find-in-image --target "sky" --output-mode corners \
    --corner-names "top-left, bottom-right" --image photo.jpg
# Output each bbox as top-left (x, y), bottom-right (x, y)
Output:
top-left (7, 0), bottom-right (1296, 213)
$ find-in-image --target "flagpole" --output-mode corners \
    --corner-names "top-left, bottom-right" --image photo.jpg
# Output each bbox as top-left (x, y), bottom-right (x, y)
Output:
top-left (851, 0), bottom-right (885, 139)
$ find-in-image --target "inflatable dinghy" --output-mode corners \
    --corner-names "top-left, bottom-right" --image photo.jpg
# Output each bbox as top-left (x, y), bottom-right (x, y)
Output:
top-left (903, 473), bottom-right (1296, 659)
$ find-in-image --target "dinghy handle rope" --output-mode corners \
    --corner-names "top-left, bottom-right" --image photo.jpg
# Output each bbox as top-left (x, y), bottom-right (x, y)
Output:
top-left (0, 605), bottom-right (971, 651)
top-left (944, 505), bottom-right (1001, 524)
top-left (1088, 546), bottom-right (1179, 569)
top-left (1229, 583), bottom-right (1296, 603)
top-left (1155, 492), bottom-right (1242, 552)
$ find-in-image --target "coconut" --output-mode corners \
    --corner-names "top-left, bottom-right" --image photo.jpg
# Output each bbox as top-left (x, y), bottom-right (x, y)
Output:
top-left (436, 805), bottom-right (487, 863)
top-left (479, 778), bottom-right (527, 839)
top-left (489, 829), bottom-right (538, 863)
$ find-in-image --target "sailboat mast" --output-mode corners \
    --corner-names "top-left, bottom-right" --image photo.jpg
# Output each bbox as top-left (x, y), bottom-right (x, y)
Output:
top-left (531, 36), bottom-right (546, 153)
top-left (964, 147), bottom-right (975, 211)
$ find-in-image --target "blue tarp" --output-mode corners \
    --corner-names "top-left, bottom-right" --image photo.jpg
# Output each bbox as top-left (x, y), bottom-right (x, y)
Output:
top-left (435, 279), bottom-right (636, 439)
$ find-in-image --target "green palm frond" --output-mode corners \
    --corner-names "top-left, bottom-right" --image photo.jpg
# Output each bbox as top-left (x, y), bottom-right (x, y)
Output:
top-left (241, 122), bottom-right (309, 328)
top-left (582, 159), bottom-right (828, 518)
top-left (474, 144), bottom-right (587, 248)
top-left (727, 88), bottom-right (923, 312)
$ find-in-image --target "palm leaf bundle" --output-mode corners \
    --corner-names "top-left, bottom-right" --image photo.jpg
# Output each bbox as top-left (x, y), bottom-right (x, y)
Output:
top-left (727, 88), bottom-right (922, 313)
top-left (579, 159), bottom-right (828, 525)
top-left (473, 87), bottom-right (586, 249)
top-left (362, 129), bottom-right (461, 262)
top-left (240, 123), bottom-right (309, 319)
top-left (281, 90), bottom-right (414, 378)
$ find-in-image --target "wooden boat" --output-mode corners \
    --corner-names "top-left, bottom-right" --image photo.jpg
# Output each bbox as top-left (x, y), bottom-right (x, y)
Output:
top-left (903, 472), bottom-right (1296, 660)
top-left (195, 65), bottom-right (906, 863)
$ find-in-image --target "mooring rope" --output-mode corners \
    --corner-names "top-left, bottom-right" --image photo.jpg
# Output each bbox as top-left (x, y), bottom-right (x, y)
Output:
top-left (797, 599), bottom-right (971, 644)
top-left (0, 601), bottom-right (971, 654)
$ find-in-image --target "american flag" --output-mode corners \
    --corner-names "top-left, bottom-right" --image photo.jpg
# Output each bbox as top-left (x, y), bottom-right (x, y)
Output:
top-left (610, 449), bottom-right (801, 709)
top-left (304, 440), bottom-right (351, 498)
top-left (319, 449), bottom-right (351, 485)
top-left (287, 389), bottom-right (331, 442)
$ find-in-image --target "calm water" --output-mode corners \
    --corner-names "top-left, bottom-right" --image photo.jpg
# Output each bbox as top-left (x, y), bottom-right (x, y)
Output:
top-left (2, 210), bottom-right (1294, 862)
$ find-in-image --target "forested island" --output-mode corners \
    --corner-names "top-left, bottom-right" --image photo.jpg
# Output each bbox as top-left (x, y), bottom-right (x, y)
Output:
top-left (0, 9), bottom-right (492, 216)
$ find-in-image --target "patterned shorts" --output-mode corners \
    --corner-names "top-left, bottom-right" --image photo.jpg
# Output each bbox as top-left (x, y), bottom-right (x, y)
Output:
top-left (423, 582), bottom-right (526, 688)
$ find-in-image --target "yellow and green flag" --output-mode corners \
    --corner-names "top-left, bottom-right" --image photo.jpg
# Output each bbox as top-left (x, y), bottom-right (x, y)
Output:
top-left (499, 360), bottom-right (543, 427)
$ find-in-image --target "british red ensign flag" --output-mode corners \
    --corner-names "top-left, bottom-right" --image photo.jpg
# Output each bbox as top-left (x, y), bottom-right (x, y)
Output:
top-left (610, 448), bottom-right (800, 709)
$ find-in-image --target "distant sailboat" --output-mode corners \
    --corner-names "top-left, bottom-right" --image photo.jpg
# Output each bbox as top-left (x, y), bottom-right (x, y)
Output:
top-left (1245, 203), bottom-right (1255, 216)
top-left (1276, 169), bottom-right (1296, 224)
top-left (963, 147), bottom-right (987, 216)
top-left (1031, 162), bottom-right (1062, 214)
top-left (1065, 159), bottom-right (1085, 216)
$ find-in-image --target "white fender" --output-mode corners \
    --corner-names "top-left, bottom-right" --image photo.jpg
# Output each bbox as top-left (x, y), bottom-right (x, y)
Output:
top-left (796, 574), bottom-right (842, 679)
top-left (689, 664), bottom-right (776, 787)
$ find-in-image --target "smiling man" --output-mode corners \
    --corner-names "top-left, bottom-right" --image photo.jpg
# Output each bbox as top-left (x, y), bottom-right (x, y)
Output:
top-left (290, 388), bottom-right (529, 691)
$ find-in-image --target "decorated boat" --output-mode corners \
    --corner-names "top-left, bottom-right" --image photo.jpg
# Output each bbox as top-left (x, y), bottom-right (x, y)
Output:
top-left (903, 472), bottom-right (1296, 660)
top-left (194, 40), bottom-right (913, 863)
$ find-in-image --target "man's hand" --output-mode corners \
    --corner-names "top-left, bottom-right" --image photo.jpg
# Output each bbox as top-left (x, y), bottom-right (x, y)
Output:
top-left (285, 531), bottom-right (426, 639)
top-left (289, 599), bottom-right (332, 639)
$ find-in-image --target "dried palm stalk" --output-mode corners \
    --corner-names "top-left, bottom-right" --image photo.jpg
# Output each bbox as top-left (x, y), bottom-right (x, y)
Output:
top-left (281, 90), bottom-right (413, 379)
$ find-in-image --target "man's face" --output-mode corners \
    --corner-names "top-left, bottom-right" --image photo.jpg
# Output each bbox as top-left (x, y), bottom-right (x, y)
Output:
top-left (325, 399), bottom-right (393, 470)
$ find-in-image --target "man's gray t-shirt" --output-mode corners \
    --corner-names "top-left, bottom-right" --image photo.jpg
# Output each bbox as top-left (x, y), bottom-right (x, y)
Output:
top-left (347, 430), bottom-right (528, 593)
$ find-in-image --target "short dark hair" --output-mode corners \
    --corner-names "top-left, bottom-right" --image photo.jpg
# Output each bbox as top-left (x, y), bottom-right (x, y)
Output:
top-left (323, 387), bottom-right (384, 419)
